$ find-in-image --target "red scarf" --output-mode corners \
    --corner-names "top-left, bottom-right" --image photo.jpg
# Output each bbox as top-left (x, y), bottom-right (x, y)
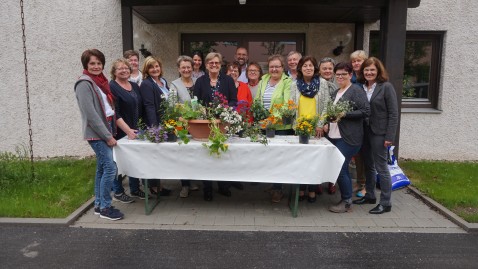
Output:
top-left (82, 70), bottom-right (114, 105)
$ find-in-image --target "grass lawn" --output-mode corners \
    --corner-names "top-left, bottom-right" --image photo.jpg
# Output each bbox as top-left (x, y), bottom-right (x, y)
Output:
top-left (400, 160), bottom-right (478, 223)
top-left (0, 153), bottom-right (95, 218)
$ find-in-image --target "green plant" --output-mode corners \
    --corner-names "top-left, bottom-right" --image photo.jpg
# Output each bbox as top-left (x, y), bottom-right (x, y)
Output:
top-left (251, 99), bottom-right (270, 123)
top-left (323, 100), bottom-right (353, 123)
top-left (241, 123), bottom-right (268, 145)
top-left (294, 115), bottom-right (318, 136)
top-left (202, 121), bottom-right (229, 156)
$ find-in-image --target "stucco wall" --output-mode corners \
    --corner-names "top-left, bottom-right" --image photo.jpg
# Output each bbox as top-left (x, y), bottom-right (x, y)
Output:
top-left (401, 0), bottom-right (477, 160)
top-left (132, 16), bottom-right (355, 83)
top-left (0, 0), bottom-right (123, 157)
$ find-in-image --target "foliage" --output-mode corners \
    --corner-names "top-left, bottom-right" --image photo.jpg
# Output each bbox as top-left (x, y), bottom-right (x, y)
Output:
top-left (324, 100), bottom-right (353, 123)
top-left (270, 99), bottom-right (297, 123)
top-left (294, 115), bottom-right (318, 136)
top-left (0, 152), bottom-right (95, 218)
top-left (251, 99), bottom-right (270, 123)
top-left (260, 114), bottom-right (281, 130)
top-left (241, 123), bottom-right (268, 145)
top-left (202, 120), bottom-right (229, 156)
top-left (401, 160), bottom-right (478, 223)
top-left (402, 75), bottom-right (417, 98)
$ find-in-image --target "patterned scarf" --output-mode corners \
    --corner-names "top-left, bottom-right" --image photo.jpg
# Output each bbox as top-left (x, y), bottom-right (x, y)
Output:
top-left (82, 70), bottom-right (114, 105)
top-left (297, 75), bottom-right (320, 98)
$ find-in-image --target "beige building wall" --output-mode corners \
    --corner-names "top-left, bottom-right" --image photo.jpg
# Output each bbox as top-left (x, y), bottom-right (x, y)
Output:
top-left (364, 0), bottom-right (478, 160)
top-left (0, 0), bottom-right (123, 157)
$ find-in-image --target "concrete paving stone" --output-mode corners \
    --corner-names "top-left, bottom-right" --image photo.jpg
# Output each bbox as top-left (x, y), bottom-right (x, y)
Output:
top-left (294, 217), bottom-right (317, 227)
top-left (254, 216), bottom-right (275, 226)
top-left (174, 215), bottom-right (196, 225)
top-left (194, 216), bottom-right (215, 226)
top-left (154, 215), bottom-right (176, 225)
top-left (393, 218), bottom-right (419, 228)
top-left (224, 208), bottom-right (245, 217)
top-left (430, 217), bottom-right (458, 228)
top-left (244, 208), bottom-right (266, 217)
top-left (314, 217), bottom-right (336, 227)
top-left (411, 227), bottom-right (466, 234)
top-left (214, 216), bottom-right (235, 226)
top-left (274, 216), bottom-right (297, 226)
top-left (413, 218), bottom-right (441, 228)
top-left (233, 216), bottom-right (255, 226)
top-left (372, 218), bottom-right (398, 227)
top-left (353, 218), bottom-right (377, 227)
top-left (133, 214), bottom-right (160, 224)
top-left (359, 227), bottom-right (415, 233)
top-left (332, 217), bottom-right (357, 227)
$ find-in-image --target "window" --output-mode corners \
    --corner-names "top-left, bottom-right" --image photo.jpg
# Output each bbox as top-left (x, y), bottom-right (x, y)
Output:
top-left (369, 31), bottom-right (444, 108)
top-left (182, 33), bottom-right (305, 72)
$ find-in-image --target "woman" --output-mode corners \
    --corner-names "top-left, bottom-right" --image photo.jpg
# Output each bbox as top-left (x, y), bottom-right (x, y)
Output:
top-left (318, 56), bottom-right (339, 195)
top-left (194, 52), bottom-right (237, 201)
top-left (123, 50), bottom-right (142, 86)
top-left (325, 62), bottom-right (370, 213)
top-left (74, 49), bottom-right (123, 221)
top-left (226, 61), bottom-right (253, 122)
top-left (191, 50), bottom-right (205, 79)
top-left (108, 59), bottom-right (146, 203)
top-left (353, 57), bottom-right (398, 214)
top-left (169, 55), bottom-right (200, 198)
top-left (349, 50), bottom-right (369, 197)
top-left (139, 56), bottom-right (171, 197)
top-left (255, 54), bottom-right (293, 203)
top-left (290, 56), bottom-right (334, 203)
top-left (246, 62), bottom-right (263, 98)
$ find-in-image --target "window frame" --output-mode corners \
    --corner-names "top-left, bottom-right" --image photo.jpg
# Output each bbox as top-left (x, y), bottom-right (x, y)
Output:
top-left (369, 31), bottom-right (445, 109)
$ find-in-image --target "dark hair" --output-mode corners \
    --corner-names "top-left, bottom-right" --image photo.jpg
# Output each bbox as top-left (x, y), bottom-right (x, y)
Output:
top-left (191, 50), bottom-right (205, 71)
top-left (296, 56), bottom-right (319, 80)
top-left (81, 49), bottom-right (105, 70)
top-left (123, 50), bottom-right (139, 59)
top-left (334, 62), bottom-right (353, 74)
top-left (246, 62), bottom-right (263, 80)
top-left (358, 57), bottom-right (389, 84)
top-left (226, 61), bottom-right (241, 76)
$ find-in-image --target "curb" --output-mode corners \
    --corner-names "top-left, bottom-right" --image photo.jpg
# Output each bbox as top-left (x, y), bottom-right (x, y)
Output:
top-left (407, 186), bottom-right (478, 233)
top-left (0, 197), bottom-right (94, 226)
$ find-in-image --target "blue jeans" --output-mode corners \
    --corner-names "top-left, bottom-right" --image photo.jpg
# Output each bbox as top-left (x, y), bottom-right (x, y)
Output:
top-left (88, 140), bottom-right (117, 210)
top-left (113, 175), bottom-right (140, 194)
top-left (329, 138), bottom-right (361, 202)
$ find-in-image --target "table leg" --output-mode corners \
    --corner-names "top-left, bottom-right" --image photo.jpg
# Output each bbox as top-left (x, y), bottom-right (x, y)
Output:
top-left (288, 184), bottom-right (299, 218)
top-left (144, 179), bottom-right (160, 215)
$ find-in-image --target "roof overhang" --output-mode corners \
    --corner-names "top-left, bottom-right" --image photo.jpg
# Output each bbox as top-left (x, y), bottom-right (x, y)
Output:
top-left (122, 0), bottom-right (421, 24)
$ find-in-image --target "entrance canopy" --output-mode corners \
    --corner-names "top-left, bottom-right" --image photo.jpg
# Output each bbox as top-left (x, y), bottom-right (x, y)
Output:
top-left (122, 0), bottom-right (420, 23)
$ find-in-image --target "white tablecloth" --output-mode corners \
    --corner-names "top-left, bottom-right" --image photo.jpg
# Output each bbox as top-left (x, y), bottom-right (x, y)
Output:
top-left (113, 136), bottom-right (344, 184)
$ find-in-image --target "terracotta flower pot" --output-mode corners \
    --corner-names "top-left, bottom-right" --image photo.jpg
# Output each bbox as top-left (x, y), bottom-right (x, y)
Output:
top-left (187, 119), bottom-right (226, 141)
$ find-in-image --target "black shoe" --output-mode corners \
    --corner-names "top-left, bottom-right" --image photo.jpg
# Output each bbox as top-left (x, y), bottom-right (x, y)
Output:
top-left (307, 195), bottom-right (317, 203)
top-left (298, 194), bottom-right (306, 201)
top-left (352, 196), bottom-right (377, 205)
top-left (369, 204), bottom-right (391, 214)
top-left (159, 188), bottom-right (172, 196)
top-left (231, 182), bottom-right (244, 190)
top-left (204, 191), bottom-right (213, 201)
top-left (218, 188), bottom-right (232, 197)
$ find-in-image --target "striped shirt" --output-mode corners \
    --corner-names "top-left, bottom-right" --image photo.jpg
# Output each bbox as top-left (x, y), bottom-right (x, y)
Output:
top-left (263, 82), bottom-right (277, 110)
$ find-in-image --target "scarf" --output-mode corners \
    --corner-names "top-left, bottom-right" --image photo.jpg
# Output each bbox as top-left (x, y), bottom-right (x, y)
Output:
top-left (296, 75), bottom-right (320, 98)
top-left (82, 69), bottom-right (114, 105)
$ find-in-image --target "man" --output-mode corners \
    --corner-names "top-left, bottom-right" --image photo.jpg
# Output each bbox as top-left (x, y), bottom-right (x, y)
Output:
top-left (235, 47), bottom-right (249, 83)
top-left (286, 51), bottom-right (302, 81)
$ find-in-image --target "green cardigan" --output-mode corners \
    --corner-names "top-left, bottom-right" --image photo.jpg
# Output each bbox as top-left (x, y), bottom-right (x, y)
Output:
top-left (254, 73), bottom-right (293, 130)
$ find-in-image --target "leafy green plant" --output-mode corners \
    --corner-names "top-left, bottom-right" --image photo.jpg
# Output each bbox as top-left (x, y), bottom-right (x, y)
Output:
top-left (202, 120), bottom-right (228, 156)
top-left (251, 99), bottom-right (270, 123)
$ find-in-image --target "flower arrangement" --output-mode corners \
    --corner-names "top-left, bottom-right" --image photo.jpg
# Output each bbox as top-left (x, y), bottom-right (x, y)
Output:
top-left (270, 100), bottom-right (297, 124)
top-left (260, 114), bottom-right (281, 130)
top-left (162, 118), bottom-right (190, 144)
top-left (144, 125), bottom-right (168, 143)
top-left (250, 99), bottom-right (270, 123)
top-left (324, 100), bottom-right (353, 123)
top-left (294, 115), bottom-right (318, 137)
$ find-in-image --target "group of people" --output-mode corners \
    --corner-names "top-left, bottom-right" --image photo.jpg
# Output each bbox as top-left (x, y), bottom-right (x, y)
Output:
top-left (74, 46), bottom-right (397, 221)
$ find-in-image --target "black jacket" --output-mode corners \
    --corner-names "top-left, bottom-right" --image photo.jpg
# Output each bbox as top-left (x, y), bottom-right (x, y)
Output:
top-left (194, 73), bottom-right (237, 107)
top-left (139, 77), bottom-right (168, 127)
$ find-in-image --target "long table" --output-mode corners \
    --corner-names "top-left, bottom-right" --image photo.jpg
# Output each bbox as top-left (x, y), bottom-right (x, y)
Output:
top-left (113, 136), bottom-right (345, 216)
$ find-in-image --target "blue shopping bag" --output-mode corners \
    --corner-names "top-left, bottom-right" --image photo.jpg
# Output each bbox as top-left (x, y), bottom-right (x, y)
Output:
top-left (377, 146), bottom-right (411, 190)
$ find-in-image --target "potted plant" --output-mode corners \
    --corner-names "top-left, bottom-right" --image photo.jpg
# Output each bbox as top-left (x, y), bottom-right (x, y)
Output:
top-left (324, 100), bottom-right (352, 123)
top-left (260, 114), bottom-right (280, 138)
top-left (271, 99), bottom-right (297, 125)
top-left (294, 115), bottom-right (318, 144)
top-left (250, 99), bottom-right (270, 123)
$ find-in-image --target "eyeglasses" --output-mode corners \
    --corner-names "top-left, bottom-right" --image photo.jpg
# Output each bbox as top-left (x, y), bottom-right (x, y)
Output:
top-left (335, 73), bottom-right (350, 77)
top-left (117, 67), bottom-right (130, 71)
top-left (208, 61), bottom-right (221, 66)
top-left (248, 70), bottom-right (259, 74)
top-left (269, 66), bottom-right (282, 70)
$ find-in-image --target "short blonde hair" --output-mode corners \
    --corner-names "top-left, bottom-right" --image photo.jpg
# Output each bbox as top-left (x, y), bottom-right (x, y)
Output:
top-left (110, 58), bottom-right (131, 80)
top-left (268, 54), bottom-right (285, 68)
top-left (204, 52), bottom-right (223, 65)
top-left (350, 50), bottom-right (368, 61)
top-left (141, 56), bottom-right (164, 79)
top-left (176, 55), bottom-right (194, 68)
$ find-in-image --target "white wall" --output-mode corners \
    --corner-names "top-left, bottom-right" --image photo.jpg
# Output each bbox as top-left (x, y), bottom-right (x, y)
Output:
top-left (0, 0), bottom-right (123, 157)
top-left (400, 0), bottom-right (478, 160)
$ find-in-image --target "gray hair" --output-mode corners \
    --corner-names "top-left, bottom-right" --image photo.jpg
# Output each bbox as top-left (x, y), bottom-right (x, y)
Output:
top-left (204, 52), bottom-right (223, 65)
top-left (319, 57), bottom-right (336, 67)
top-left (287, 50), bottom-right (302, 60)
top-left (176, 55), bottom-right (194, 68)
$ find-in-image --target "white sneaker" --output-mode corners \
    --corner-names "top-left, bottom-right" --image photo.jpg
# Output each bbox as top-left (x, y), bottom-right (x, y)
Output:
top-left (180, 186), bottom-right (189, 198)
